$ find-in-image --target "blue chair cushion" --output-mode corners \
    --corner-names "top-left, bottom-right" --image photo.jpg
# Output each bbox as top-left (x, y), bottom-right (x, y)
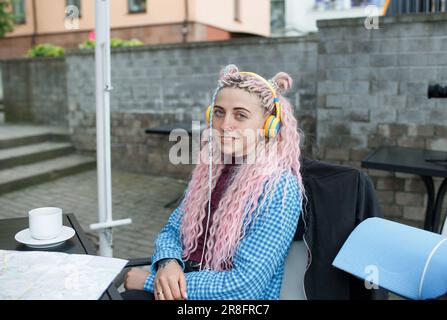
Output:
top-left (332, 217), bottom-right (447, 300)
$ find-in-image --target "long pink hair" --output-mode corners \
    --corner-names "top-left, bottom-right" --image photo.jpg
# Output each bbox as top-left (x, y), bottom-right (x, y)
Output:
top-left (179, 64), bottom-right (305, 271)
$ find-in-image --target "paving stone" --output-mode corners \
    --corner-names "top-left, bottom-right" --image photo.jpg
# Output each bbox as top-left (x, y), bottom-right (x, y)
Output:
top-left (0, 169), bottom-right (187, 260)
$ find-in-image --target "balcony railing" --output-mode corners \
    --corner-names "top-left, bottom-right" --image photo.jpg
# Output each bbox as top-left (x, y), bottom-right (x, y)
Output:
top-left (384, 0), bottom-right (447, 16)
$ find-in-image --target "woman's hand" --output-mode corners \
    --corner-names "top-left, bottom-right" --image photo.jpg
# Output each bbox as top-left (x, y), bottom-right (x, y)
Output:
top-left (154, 259), bottom-right (188, 300)
top-left (124, 267), bottom-right (150, 291)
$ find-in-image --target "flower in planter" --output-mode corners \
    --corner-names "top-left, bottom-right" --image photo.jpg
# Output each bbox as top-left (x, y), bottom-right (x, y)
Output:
top-left (89, 31), bottom-right (96, 41)
top-left (26, 44), bottom-right (65, 58)
top-left (79, 34), bottom-right (143, 50)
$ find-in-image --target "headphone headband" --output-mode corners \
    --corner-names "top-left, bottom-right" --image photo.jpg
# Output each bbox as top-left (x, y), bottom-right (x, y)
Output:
top-left (239, 71), bottom-right (281, 120)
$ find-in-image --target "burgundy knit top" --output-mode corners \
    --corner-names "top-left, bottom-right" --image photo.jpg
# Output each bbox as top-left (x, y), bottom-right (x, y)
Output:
top-left (189, 162), bottom-right (239, 263)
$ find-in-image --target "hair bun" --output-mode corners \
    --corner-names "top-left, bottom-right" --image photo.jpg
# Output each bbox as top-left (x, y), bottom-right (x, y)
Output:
top-left (219, 64), bottom-right (239, 79)
top-left (271, 72), bottom-right (293, 94)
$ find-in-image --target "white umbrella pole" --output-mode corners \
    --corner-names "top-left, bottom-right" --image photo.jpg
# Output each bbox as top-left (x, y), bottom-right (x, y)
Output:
top-left (91, 0), bottom-right (131, 257)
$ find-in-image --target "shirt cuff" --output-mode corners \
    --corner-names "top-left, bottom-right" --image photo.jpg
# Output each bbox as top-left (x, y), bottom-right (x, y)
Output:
top-left (150, 249), bottom-right (186, 275)
top-left (143, 273), bottom-right (155, 292)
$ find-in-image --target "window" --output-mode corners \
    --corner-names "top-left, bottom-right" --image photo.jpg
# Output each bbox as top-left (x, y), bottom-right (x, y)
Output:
top-left (314, 0), bottom-right (386, 11)
top-left (12, 0), bottom-right (26, 24)
top-left (66, 0), bottom-right (82, 18)
top-left (234, 0), bottom-right (241, 21)
top-left (128, 0), bottom-right (147, 13)
top-left (271, 0), bottom-right (285, 32)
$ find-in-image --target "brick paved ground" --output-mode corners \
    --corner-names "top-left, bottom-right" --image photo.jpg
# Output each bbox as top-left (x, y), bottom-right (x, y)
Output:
top-left (0, 169), bottom-right (188, 260)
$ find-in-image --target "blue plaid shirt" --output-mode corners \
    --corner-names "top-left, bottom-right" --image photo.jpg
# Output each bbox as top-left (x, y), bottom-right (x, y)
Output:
top-left (144, 170), bottom-right (302, 300)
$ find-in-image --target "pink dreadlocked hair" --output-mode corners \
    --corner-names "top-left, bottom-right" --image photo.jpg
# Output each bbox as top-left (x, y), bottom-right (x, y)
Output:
top-left (179, 64), bottom-right (306, 271)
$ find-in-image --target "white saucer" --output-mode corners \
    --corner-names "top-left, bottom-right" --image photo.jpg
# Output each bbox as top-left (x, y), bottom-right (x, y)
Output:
top-left (15, 226), bottom-right (76, 249)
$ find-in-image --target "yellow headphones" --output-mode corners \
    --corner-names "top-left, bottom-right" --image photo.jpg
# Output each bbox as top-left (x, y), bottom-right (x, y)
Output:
top-left (205, 71), bottom-right (282, 139)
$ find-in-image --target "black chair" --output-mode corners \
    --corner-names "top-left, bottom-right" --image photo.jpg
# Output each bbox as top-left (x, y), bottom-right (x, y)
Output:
top-left (296, 157), bottom-right (388, 299)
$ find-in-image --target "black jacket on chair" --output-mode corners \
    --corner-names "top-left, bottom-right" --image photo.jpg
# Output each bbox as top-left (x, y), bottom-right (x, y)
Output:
top-left (296, 157), bottom-right (388, 300)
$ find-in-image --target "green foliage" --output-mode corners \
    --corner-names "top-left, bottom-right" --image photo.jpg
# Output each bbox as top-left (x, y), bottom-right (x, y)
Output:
top-left (79, 39), bottom-right (95, 50)
top-left (26, 43), bottom-right (65, 58)
top-left (79, 38), bottom-right (144, 50)
top-left (0, 0), bottom-right (14, 38)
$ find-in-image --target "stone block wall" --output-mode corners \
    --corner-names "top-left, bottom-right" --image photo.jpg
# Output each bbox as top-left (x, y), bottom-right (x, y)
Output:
top-left (65, 36), bottom-right (319, 178)
top-left (2, 57), bottom-right (68, 126)
top-left (316, 14), bottom-right (447, 227)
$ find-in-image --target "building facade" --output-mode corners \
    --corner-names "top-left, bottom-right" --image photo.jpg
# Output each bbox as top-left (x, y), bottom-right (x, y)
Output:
top-left (271, 0), bottom-right (387, 36)
top-left (1, 0), bottom-right (271, 59)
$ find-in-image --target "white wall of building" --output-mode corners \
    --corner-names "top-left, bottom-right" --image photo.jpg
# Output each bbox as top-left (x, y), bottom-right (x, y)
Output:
top-left (284, 0), bottom-right (385, 36)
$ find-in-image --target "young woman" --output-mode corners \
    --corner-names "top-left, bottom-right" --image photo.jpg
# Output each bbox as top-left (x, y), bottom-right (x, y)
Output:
top-left (122, 64), bottom-right (305, 300)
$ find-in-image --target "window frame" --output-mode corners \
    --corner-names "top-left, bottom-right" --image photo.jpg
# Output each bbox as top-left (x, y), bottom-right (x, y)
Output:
top-left (128, 0), bottom-right (147, 14)
top-left (12, 0), bottom-right (26, 25)
top-left (65, 0), bottom-right (82, 19)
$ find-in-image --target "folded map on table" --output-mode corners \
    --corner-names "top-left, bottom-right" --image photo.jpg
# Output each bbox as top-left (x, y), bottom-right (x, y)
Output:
top-left (0, 250), bottom-right (128, 300)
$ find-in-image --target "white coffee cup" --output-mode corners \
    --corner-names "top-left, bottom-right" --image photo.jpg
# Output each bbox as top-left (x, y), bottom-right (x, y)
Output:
top-left (29, 207), bottom-right (63, 240)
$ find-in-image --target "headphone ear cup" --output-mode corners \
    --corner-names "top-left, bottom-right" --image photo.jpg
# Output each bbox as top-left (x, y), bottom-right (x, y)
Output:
top-left (264, 115), bottom-right (281, 138)
top-left (205, 105), bottom-right (211, 124)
